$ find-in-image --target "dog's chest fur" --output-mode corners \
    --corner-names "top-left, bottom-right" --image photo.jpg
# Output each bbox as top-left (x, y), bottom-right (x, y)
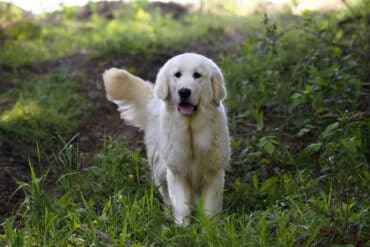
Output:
top-left (160, 110), bottom-right (220, 174)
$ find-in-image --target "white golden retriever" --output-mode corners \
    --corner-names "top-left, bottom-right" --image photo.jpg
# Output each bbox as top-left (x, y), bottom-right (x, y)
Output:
top-left (103, 53), bottom-right (230, 225)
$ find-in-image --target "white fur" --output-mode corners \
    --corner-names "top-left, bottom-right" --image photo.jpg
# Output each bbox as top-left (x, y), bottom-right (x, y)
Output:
top-left (103, 53), bottom-right (230, 225)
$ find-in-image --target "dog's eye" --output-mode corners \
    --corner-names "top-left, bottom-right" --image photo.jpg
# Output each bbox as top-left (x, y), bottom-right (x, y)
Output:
top-left (193, 72), bottom-right (202, 79)
top-left (174, 72), bottom-right (182, 78)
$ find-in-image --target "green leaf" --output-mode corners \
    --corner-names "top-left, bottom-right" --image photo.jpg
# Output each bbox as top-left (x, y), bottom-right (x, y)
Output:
top-left (260, 177), bottom-right (279, 198)
top-left (297, 125), bottom-right (314, 137)
top-left (258, 136), bottom-right (278, 155)
top-left (264, 142), bottom-right (275, 155)
top-left (304, 142), bottom-right (322, 154)
top-left (252, 175), bottom-right (259, 190)
top-left (291, 92), bottom-right (302, 99)
top-left (322, 122), bottom-right (339, 138)
top-left (303, 85), bottom-right (313, 95)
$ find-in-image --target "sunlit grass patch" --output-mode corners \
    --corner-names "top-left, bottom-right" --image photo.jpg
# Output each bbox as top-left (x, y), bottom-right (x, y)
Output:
top-left (0, 100), bottom-right (42, 123)
top-left (0, 71), bottom-right (88, 149)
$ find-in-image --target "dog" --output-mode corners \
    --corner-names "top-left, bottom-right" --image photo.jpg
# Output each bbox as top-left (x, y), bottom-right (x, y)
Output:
top-left (103, 53), bottom-right (230, 225)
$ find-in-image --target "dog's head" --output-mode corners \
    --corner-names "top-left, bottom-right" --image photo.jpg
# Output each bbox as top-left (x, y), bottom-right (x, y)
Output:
top-left (154, 53), bottom-right (226, 116)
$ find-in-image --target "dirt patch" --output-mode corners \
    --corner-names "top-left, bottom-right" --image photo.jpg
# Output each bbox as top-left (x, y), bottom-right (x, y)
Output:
top-left (0, 151), bottom-right (27, 225)
top-left (147, 1), bottom-right (188, 19)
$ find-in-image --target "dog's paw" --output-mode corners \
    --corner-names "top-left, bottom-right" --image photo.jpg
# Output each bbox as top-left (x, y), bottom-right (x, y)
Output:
top-left (103, 68), bottom-right (131, 101)
top-left (175, 215), bottom-right (190, 227)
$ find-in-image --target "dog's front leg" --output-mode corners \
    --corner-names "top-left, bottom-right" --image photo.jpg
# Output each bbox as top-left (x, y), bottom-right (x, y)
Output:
top-left (202, 169), bottom-right (225, 218)
top-left (167, 169), bottom-right (191, 226)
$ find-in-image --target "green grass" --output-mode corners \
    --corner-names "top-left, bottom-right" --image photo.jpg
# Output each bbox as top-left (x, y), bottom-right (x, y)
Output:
top-left (0, 2), bottom-right (255, 67)
top-left (1, 140), bottom-right (368, 246)
top-left (0, 69), bottom-right (88, 156)
top-left (0, 1), bottom-right (370, 246)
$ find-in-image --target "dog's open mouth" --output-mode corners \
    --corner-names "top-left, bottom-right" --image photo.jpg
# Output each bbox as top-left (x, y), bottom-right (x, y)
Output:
top-left (178, 103), bottom-right (198, 116)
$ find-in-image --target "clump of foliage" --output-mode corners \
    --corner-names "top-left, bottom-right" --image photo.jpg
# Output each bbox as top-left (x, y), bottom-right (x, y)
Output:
top-left (223, 1), bottom-right (370, 244)
top-left (0, 3), bottom-right (40, 42)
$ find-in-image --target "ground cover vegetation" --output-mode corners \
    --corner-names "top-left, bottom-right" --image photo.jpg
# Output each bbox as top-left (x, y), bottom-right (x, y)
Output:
top-left (0, 0), bottom-right (369, 246)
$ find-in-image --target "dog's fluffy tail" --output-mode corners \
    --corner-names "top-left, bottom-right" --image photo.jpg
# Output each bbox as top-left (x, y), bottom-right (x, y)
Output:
top-left (103, 68), bottom-right (153, 130)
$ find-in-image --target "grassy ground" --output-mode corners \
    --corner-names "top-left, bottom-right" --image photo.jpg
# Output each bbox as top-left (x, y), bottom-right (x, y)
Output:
top-left (0, 1), bottom-right (369, 246)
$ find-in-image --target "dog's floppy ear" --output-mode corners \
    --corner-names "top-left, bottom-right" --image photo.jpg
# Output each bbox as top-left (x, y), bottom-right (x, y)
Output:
top-left (155, 64), bottom-right (170, 100)
top-left (210, 62), bottom-right (227, 105)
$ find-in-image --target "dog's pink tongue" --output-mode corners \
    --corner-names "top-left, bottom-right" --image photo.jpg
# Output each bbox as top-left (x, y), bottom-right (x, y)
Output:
top-left (179, 105), bottom-right (194, 115)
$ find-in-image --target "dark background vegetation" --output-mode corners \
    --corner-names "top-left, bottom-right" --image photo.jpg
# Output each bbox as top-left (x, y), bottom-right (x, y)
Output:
top-left (0, 0), bottom-right (369, 246)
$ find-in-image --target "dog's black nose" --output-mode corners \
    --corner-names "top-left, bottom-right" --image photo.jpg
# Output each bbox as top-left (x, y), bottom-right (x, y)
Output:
top-left (178, 88), bottom-right (191, 98)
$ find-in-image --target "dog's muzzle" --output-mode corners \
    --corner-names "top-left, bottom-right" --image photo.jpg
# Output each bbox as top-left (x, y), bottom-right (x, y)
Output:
top-left (177, 88), bottom-right (198, 116)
